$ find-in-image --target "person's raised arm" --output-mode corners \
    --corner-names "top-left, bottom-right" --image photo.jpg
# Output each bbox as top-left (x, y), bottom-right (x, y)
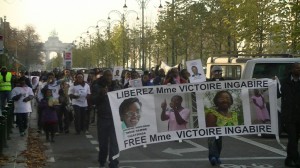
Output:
top-left (161, 99), bottom-right (169, 121)
top-left (173, 107), bottom-right (187, 125)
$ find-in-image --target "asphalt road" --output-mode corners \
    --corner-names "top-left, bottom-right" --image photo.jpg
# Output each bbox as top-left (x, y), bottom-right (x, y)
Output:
top-left (42, 120), bottom-right (293, 168)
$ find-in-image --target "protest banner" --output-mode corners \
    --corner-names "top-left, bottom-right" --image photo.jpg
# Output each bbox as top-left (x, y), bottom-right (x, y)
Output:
top-left (108, 79), bottom-right (278, 151)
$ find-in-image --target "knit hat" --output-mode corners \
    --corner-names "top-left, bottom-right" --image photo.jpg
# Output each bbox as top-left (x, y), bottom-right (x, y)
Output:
top-left (211, 66), bottom-right (222, 72)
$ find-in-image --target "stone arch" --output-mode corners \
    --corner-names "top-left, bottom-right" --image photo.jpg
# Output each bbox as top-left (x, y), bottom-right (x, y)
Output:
top-left (42, 32), bottom-right (72, 64)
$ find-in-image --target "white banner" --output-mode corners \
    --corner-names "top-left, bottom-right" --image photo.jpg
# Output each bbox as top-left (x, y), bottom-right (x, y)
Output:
top-left (108, 79), bottom-right (278, 151)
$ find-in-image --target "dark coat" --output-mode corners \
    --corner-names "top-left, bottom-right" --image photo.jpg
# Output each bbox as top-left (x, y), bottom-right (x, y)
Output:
top-left (91, 76), bottom-right (122, 119)
top-left (39, 98), bottom-right (58, 125)
top-left (280, 75), bottom-right (300, 123)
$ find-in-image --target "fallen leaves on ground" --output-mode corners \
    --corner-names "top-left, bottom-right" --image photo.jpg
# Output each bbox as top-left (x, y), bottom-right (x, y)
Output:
top-left (20, 128), bottom-right (48, 168)
top-left (0, 154), bottom-right (10, 166)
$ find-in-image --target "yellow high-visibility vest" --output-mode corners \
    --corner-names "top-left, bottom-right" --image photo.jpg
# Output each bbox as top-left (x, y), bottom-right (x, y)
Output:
top-left (0, 72), bottom-right (12, 91)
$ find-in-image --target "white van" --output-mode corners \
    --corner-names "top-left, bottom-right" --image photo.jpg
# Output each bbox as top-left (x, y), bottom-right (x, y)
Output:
top-left (206, 56), bottom-right (252, 80)
top-left (206, 54), bottom-right (300, 81)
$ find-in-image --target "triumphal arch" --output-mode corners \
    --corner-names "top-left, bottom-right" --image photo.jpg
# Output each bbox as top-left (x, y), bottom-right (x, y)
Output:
top-left (43, 31), bottom-right (72, 63)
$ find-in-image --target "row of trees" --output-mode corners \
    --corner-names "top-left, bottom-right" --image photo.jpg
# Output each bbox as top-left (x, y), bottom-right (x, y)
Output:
top-left (0, 22), bottom-right (43, 70)
top-left (72, 0), bottom-right (300, 70)
top-left (2, 0), bottom-right (300, 71)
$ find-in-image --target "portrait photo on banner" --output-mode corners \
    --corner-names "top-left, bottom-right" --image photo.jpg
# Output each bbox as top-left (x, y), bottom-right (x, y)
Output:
top-left (249, 88), bottom-right (271, 125)
top-left (186, 59), bottom-right (206, 83)
top-left (155, 93), bottom-right (192, 133)
top-left (117, 94), bottom-right (157, 134)
top-left (196, 89), bottom-right (245, 128)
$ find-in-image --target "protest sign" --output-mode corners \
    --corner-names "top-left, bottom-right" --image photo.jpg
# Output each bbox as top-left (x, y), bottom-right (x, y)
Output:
top-left (186, 59), bottom-right (206, 83)
top-left (113, 66), bottom-right (123, 81)
top-left (108, 79), bottom-right (278, 151)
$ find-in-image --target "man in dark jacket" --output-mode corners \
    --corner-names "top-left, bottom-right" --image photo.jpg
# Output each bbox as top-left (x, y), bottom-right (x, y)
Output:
top-left (280, 63), bottom-right (300, 168)
top-left (92, 69), bottom-right (122, 168)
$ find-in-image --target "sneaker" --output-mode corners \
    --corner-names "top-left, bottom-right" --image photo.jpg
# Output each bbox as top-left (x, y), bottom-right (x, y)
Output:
top-left (209, 157), bottom-right (217, 166)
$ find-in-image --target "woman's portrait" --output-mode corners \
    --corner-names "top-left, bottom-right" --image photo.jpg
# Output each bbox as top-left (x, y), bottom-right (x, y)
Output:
top-left (119, 98), bottom-right (142, 129)
top-left (205, 90), bottom-right (240, 127)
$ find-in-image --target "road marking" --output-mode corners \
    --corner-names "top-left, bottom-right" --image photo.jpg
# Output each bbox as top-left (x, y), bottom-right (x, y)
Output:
top-left (184, 139), bottom-right (205, 148)
top-left (162, 139), bottom-right (208, 156)
top-left (231, 136), bottom-right (286, 156)
top-left (47, 157), bottom-right (55, 162)
top-left (45, 149), bottom-right (53, 153)
top-left (119, 156), bottom-right (285, 163)
top-left (86, 135), bottom-right (93, 139)
top-left (90, 140), bottom-right (99, 145)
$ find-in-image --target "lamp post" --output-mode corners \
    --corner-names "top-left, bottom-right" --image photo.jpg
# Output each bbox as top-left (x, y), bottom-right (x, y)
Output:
top-left (123, 0), bottom-right (162, 70)
top-left (108, 10), bottom-right (139, 68)
top-left (86, 26), bottom-right (97, 68)
top-left (1, 16), bottom-right (7, 65)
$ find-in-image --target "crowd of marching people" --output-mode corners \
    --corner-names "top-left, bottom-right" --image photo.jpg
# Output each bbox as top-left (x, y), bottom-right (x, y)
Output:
top-left (0, 65), bottom-right (193, 167)
top-left (1, 62), bottom-right (300, 168)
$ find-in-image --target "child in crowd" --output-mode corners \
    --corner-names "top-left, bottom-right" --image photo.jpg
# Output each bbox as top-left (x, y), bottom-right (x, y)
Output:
top-left (39, 88), bottom-right (58, 142)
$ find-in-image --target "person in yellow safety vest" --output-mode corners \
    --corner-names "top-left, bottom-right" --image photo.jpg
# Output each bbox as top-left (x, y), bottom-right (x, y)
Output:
top-left (0, 66), bottom-right (13, 115)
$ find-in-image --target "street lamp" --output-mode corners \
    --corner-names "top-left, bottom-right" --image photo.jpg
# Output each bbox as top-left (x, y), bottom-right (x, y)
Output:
top-left (123, 0), bottom-right (162, 70)
top-left (108, 10), bottom-right (139, 68)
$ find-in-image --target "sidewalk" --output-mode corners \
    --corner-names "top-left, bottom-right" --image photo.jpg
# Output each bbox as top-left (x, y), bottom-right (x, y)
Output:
top-left (1, 102), bottom-right (38, 168)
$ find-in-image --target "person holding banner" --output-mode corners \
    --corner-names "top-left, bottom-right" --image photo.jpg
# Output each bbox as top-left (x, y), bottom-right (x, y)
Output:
top-left (205, 90), bottom-right (238, 166)
top-left (280, 63), bottom-right (300, 167)
top-left (161, 95), bottom-right (190, 131)
top-left (91, 70), bottom-right (122, 168)
top-left (119, 98), bottom-right (142, 129)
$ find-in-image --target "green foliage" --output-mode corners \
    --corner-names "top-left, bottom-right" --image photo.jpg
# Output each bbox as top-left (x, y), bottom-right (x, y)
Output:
top-left (73, 0), bottom-right (300, 70)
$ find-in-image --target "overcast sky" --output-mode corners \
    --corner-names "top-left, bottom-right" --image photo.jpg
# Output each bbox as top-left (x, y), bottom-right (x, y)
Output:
top-left (1, 0), bottom-right (167, 43)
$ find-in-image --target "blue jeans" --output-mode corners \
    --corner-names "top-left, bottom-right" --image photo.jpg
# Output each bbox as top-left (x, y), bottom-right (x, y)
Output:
top-left (208, 136), bottom-right (223, 160)
top-left (97, 118), bottom-right (119, 168)
top-left (72, 105), bottom-right (87, 134)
